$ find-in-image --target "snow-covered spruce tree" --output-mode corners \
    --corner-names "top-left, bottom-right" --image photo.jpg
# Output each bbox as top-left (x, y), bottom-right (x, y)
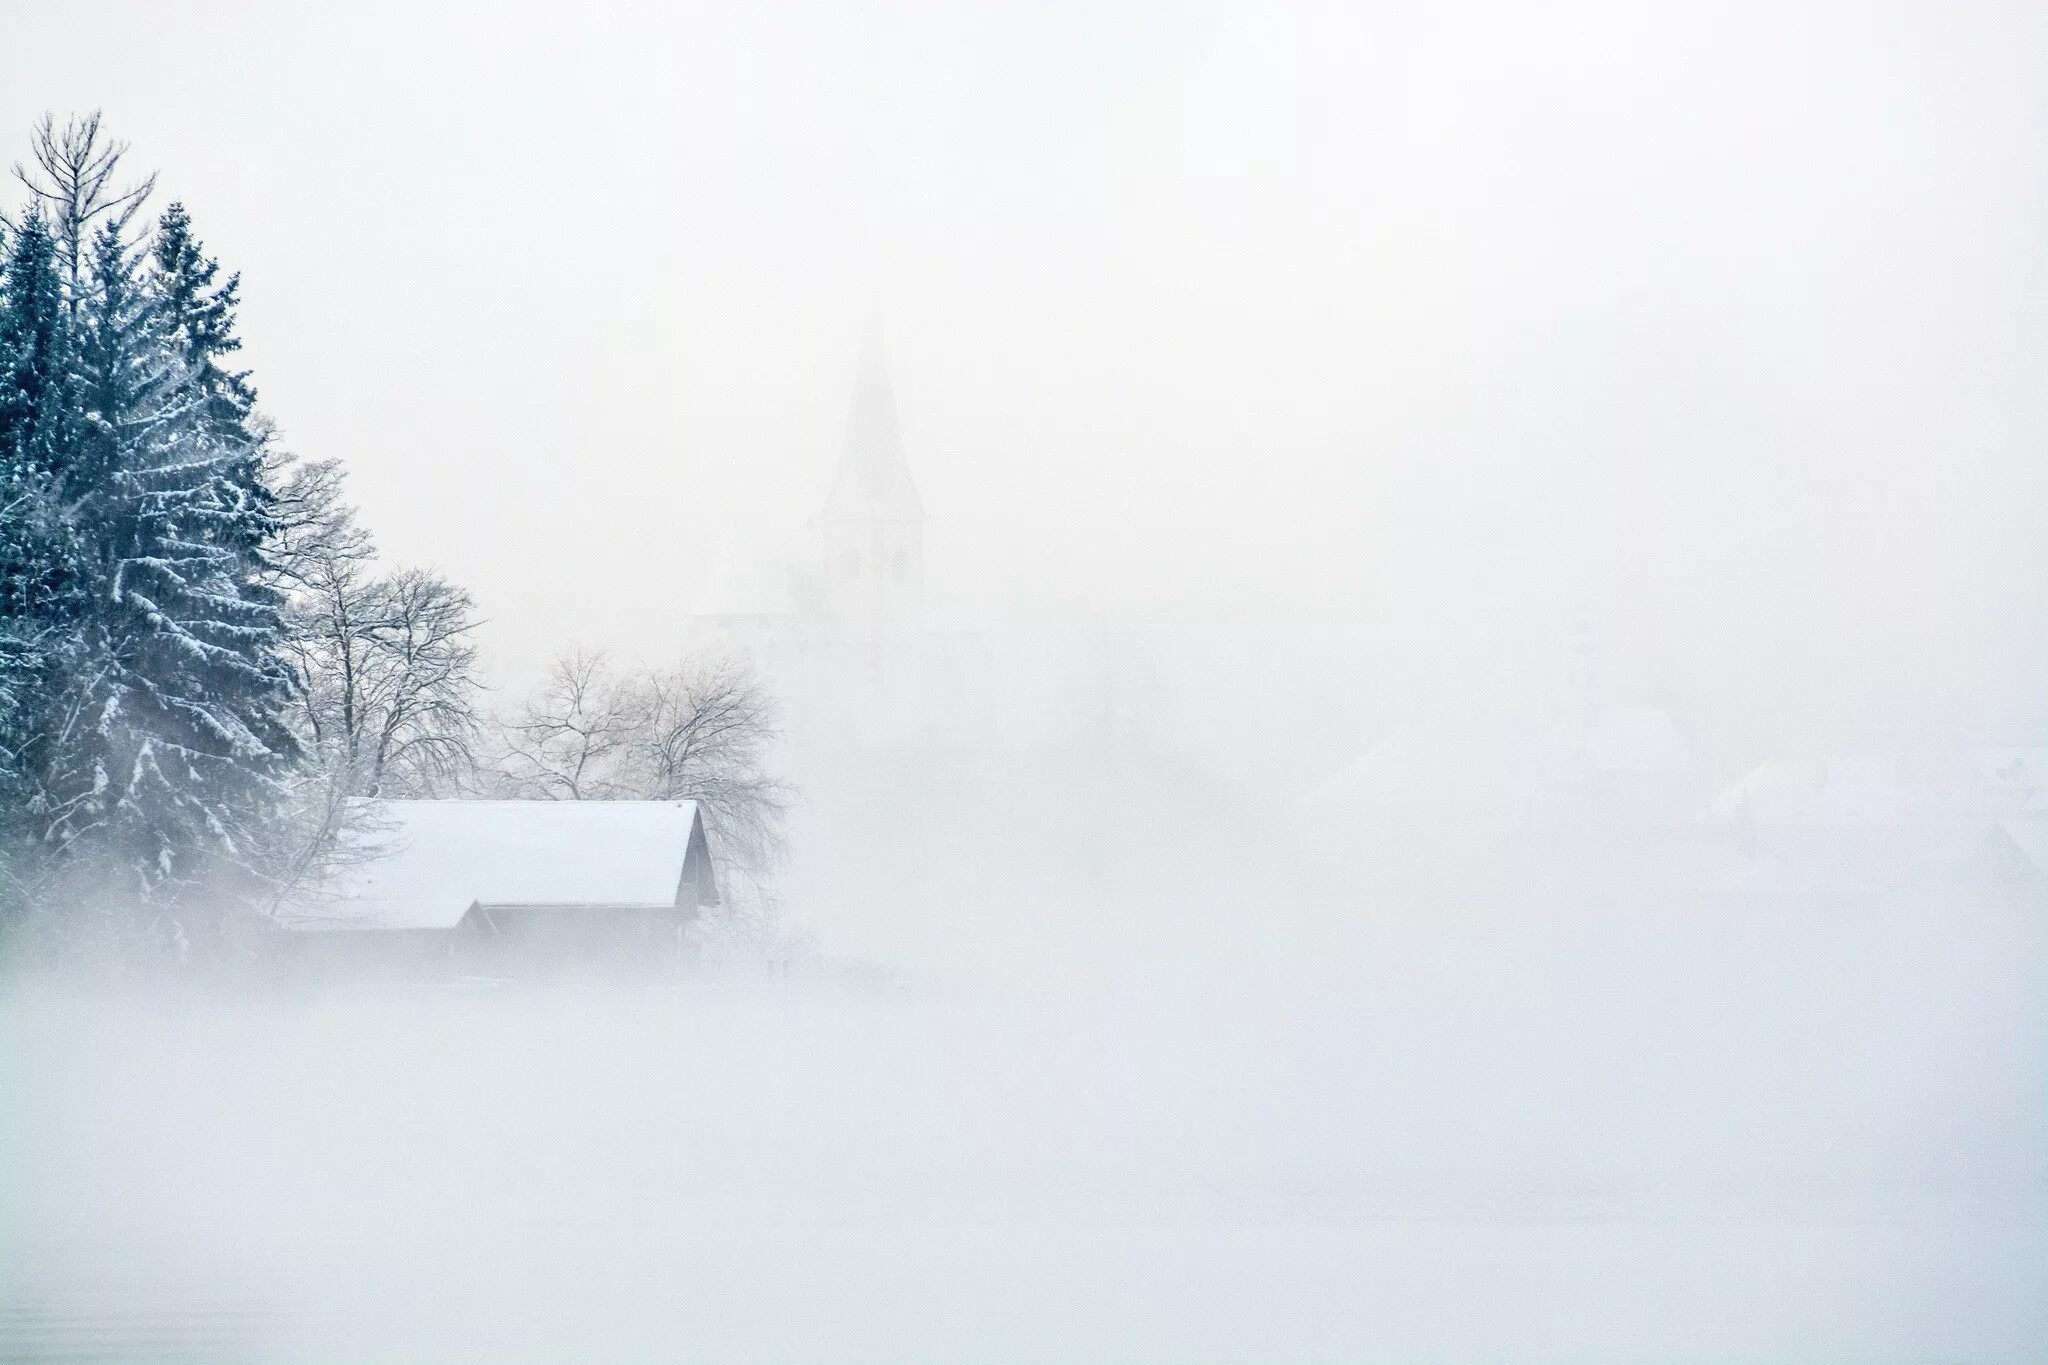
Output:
top-left (150, 202), bottom-right (276, 582)
top-left (26, 209), bottom-right (300, 937)
top-left (0, 214), bottom-right (79, 504)
top-left (151, 205), bottom-right (254, 445)
top-left (0, 215), bottom-right (81, 632)
top-left (0, 212), bottom-right (82, 915)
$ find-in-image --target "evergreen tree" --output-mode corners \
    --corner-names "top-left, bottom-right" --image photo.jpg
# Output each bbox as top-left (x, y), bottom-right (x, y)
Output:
top-left (31, 212), bottom-right (300, 915)
top-left (0, 213), bottom-right (78, 833)
top-left (0, 216), bottom-right (30, 821)
top-left (2, 115), bottom-right (426, 952)
top-left (150, 203), bottom-right (255, 442)
top-left (0, 213), bottom-right (78, 530)
top-left (149, 204), bottom-right (275, 576)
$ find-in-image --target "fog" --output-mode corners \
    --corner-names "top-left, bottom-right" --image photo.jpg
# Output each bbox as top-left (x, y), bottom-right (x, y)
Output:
top-left (4, 1), bottom-right (2047, 1360)
top-left (5, 918), bottom-right (2045, 1360)
top-left (5, 1), bottom-right (2042, 714)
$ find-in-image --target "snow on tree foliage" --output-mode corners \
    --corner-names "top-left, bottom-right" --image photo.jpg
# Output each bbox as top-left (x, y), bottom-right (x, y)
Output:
top-left (0, 115), bottom-right (301, 941)
top-left (39, 213), bottom-right (300, 900)
top-left (2, 113), bottom-right (779, 959)
top-left (0, 214), bottom-right (80, 825)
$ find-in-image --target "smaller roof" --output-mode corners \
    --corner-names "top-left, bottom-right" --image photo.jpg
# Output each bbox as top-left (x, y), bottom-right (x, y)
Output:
top-left (291, 799), bottom-right (713, 931)
top-left (1996, 816), bottom-right (2048, 876)
top-left (1302, 704), bottom-right (1697, 822)
top-left (1971, 746), bottom-right (2048, 814)
top-left (1707, 755), bottom-right (1978, 829)
top-left (1572, 704), bottom-right (1694, 775)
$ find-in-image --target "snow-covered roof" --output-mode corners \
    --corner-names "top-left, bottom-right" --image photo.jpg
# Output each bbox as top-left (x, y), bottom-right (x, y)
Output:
top-left (1971, 746), bottom-right (2048, 814)
top-left (1706, 755), bottom-right (1979, 829)
top-left (1304, 721), bottom-right (1539, 817)
top-left (1302, 705), bottom-right (1698, 822)
top-left (1996, 816), bottom-right (2048, 876)
top-left (290, 799), bottom-right (713, 931)
top-left (1567, 704), bottom-right (1694, 775)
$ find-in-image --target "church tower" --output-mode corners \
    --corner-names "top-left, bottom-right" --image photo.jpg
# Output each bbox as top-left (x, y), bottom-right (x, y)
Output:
top-left (821, 323), bottom-right (924, 636)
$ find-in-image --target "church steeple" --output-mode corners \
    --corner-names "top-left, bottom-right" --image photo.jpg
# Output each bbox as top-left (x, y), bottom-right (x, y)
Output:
top-left (825, 318), bottom-right (923, 525)
top-left (821, 319), bottom-right (924, 634)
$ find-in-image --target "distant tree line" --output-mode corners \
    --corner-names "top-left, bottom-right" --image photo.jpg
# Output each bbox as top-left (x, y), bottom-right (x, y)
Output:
top-left (0, 115), bottom-right (788, 964)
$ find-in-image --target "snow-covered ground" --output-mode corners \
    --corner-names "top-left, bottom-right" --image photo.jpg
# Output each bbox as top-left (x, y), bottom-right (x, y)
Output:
top-left (3, 884), bottom-right (2042, 1363)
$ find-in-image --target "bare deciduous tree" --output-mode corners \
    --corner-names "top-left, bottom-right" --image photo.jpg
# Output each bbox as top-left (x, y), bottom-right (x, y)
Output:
top-left (634, 659), bottom-right (794, 877)
top-left (248, 456), bottom-right (484, 917)
top-left (494, 651), bottom-right (793, 876)
top-left (357, 568), bottom-right (484, 796)
top-left (493, 650), bottom-right (640, 802)
top-left (6, 111), bottom-right (156, 302)
top-left (262, 446), bottom-right (369, 590)
top-left (224, 450), bottom-right (484, 916)
top-left (270, 452), bottom-right (485, 799)
top-left (287, 563), bottom-right (484, 798)
top-left (254, 758), bottom-right (394, 924)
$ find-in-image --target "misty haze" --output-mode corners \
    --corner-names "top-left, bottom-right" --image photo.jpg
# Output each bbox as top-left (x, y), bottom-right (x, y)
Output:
top-left (1, 3), bottom-right (2044, 1362)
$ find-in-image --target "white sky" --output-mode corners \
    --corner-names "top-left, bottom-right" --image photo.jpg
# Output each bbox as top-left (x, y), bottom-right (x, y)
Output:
top-left (4, 0), bottom-right (2045, 736)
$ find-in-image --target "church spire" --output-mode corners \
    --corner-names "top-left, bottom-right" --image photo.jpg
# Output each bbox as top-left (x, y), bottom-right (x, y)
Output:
top-left (825, 316), bottom-right (924, 525)
top-left (819, 317), bottom-right (925, 634)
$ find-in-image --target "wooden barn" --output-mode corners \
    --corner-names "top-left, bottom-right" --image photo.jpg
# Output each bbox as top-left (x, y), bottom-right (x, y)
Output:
top-left (283, 799), bottom-right (720, 976)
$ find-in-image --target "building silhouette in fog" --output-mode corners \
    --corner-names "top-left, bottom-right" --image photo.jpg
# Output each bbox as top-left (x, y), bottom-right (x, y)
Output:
top-left (820, 322), bottom-right (925, 638)
top-left (690, 322), bottom-right (927, 653)
top-left (689, 324), bottom-right (1157, 761)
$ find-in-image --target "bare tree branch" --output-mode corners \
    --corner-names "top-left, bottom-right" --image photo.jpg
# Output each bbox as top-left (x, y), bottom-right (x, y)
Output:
top-left (269, 453), bottom-right (486, 801)
top-left (7, 111), bottom-right (157, 302)
top-left (490, 651), bottom-right (794, 876)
